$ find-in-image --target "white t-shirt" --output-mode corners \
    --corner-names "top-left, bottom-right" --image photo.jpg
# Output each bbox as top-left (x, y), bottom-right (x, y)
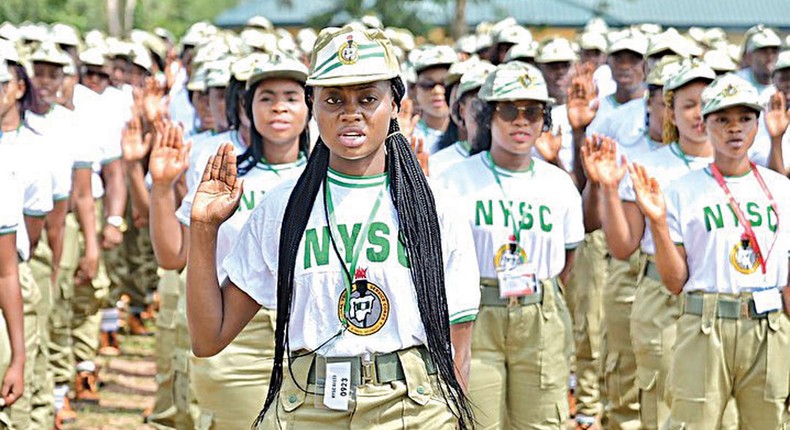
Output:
top-left (222, 168), bottom-right (481, 357)
top-left (177, 155), bottom-right (306, 281)
top-left (0, 169), bottom-right (20, 237)
top-left (430, 140), bottom-right (470, 177)
top-left (619, 142), bottom-right (712, 255)
top-left (594, 64), bottom-right (616, 98)
top-left (184, 130), bottom-right (246, 192)
top-left (0, 135), bottom-right (54, 261)
top-left (436, 152), bottom-right (584, 280)
top-left (736, 68), bottom-right (776, 106)
top-left (665, 165), bottom-right (790, 293)
top-left (413, 119), bottom-right (446, 155)
top-left (748, 114), bottom-right (790, 169)
top-left (532, 104), bottom-right (575, 173)
top-left (587, 93), bottom-right (627, 136)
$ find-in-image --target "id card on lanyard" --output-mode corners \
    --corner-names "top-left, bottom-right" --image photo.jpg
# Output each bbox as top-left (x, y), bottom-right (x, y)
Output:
top-left (709, 163), bottom-right (779, 288)
top-left (485, 153), bottom-right (541, 298)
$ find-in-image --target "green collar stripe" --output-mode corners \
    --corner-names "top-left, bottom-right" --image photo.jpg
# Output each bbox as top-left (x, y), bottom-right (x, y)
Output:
top-left (327, 168), bottom-right (388, 188)
top-left (311, 44), bottom-right (381, 77)
top-left (255, 155), bottom-right (307, 171)
top-left (482, 152), bottom-right (535, 177)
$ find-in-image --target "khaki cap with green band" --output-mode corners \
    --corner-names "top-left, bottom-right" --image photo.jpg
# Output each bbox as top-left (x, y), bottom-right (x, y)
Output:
top-left (646, 55), bottom-right (682, 86)
top-left (744, 25), bottom-right (781, 53)
top-left (664, 58), bottom-right (716, 91)
top-left (536, 38), bottom-right (577, 63)
top-left (504, 41), bottom-right (537, 62)
top-left (306, 25), bottom-right (401, 87)
top-left (607, 29), bottom-right (648, 56)
top-left (704, 49), bottom-right (738, 73)
top-left (29, 41), bottom-right (71, 66)
top-left (457, 61), bottom-right (496, 98)
top-left (79, 47), bottom-right (109, 67)
top-left (205, 58), bottom-right (233, 88)
top-left (246, 51), bottom-right (308, 89)
top-left (446, 56), bottom-right (480, 86)
top-left (412, 45), bottom-right (457, 74)
top-left (701, 73), bottom-right (762, 117)
top-left (478, 61), bottom-right (552, 103)
top-left (775, 50), bottom-right (790, 72)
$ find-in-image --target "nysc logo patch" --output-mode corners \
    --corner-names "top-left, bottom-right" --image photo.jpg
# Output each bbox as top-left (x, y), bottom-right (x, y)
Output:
top-left (338, 35), bottom-right (360, 65)
top-left (730, 237), bottom-right (760, 275)
top-left (338, 268), bottom-right (390, 336)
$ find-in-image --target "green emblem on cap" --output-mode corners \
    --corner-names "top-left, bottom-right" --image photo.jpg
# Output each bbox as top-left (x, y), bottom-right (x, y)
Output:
top-left (338, 35), bottom-right (359, 65)
top-left (721, 84), bottom-right (738, 98)
top-left (518, 73), bottom-right (534, 89)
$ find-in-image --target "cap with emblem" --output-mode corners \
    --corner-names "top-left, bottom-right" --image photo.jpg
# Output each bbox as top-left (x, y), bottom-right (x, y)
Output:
top-left (0, 61), bottom-right (11, 83)
top-left (584, 18), bottom-right (609, 35)
top-left (664, 58), bottom-right (716, 91)
top-left (187, 64), bottom-right (209, 92)
top-left (193, 39), bottom-right (230, 66)
top-left (703, 49), bottom-right (738, 74)
top-left (646, 29), bottom-right (692, 58)
top-left (646, 55), bottom-right (682, 86)
top-left (493, 25), bottom-right (532, 46)
top-left (130, 44), bottom-right (153, 72)
top-left (455, 35), bottom-right (478, 55)
top-left (205, 59), bottom-right (233, 88)
top-left (231, 53), bottom-right (269, 82)
top-left (306, 25), bottom-right (401, 87)
top-left (775, 50), bottom-right (790, 73)
top-left (84, 30), bottom-right (107, 50)
top-left (241, 29), bottom-right (278, 53)
top-left (457, 61), bottom-right (496, 98)
top-left (247, 51), bottom-right (308, 89)
top-left (51, 23), bottom-right (80, 47)
top-left (744, 25), bottom-right (781, 54)
top-left (536, 38), bottom-right (577, 64)
top-left (579, 32), bottom-right (608, 53)
top-left (246, 16), bottom-right (274, 32)
top-left (106, 38), bottom-right (132, 59)
top-left (29, 41), bottom-right (71, 66)
top-left (504, 42), bottom-right (537, 63)
top-left (413, 45), bottom-right (457, 74)
top-left (608, 29), bottom-right (648, 56)
top-left (701, 73), bottom-right (762, 117)
top-left (478, 61), bottom-right (552, 103)
top-left (446, 56), bottom-right (480, 86)
top-left (79, 48), bottom-right (108, 67)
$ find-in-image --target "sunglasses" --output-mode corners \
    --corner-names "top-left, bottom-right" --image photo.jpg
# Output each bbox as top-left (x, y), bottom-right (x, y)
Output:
top-left (416, 80), bottom-right (445, 90)
top-left (495, 103), bottom-right (544, 122)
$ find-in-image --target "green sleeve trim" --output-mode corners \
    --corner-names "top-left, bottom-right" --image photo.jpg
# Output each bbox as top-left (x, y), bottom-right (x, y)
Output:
top-left (100, 156), bottom-right (121, 166)
top-left (23, 210), bottom-right (48, 218)
top-left (73, 161), bottom-right (93, 169)
top-left (0, 228), bottom-right (17, 236)
top-left (450, 314), bottom-right (477, 325)
top-left (674, 242), bottom-right (684, 247)
top-left (53, 194), bottom-right (70, 202)
top-left (565, 241), bottom-right (582, 250)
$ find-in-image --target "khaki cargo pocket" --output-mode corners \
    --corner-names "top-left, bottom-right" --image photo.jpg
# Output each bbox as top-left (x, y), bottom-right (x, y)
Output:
top-left (668, 315), bottom-right (707, 404)
top-left (637, 367), bottom-right (659, 428)
top-left (196, 410), bottom-right (214, 430)
top-left (765, 312), bottom-right (790, 400)
top-left (604, 351), bottom-right (623, 404)
top-left (540, 299), bottom-right (571, 390)
top-left (279, 356), bottom-right (312, 413)
top-left (156, 309), bottom-right (177, 330)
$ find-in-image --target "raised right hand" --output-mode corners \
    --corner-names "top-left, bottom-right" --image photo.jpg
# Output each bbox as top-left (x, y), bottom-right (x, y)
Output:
top-left (567, 63), bottom-right (599, 131)
top-left (629, 162), bottom-right (666, 223)
top-left (121, 117), bottom-right (152, 163)
top-left (149, 122), bottom-right (190, 186)
top-left (581, 134), bottom-right (626, 187)
top-left (190, 143), bottom-right (244, 227)
top-left (397, 98), bottom-right (420, 139)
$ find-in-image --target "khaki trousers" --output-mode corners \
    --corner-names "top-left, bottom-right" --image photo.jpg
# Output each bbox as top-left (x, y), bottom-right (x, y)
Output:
top-left (0, 310), bottom-right (13, 429)
top-left (8, 262), bottom-right (41, 429)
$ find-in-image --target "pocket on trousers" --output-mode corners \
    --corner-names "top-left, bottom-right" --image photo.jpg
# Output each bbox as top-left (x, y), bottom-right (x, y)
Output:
top-left (540, 304), bottom-right (570, 389)
top-left (669, 315), bottom-right (707, 401)
top-left (604, 351), bottom-right (623, 403)
top-left (765, 312), bottom-right (790, 400)
top-left (197, 411), bottom-right (215, 430)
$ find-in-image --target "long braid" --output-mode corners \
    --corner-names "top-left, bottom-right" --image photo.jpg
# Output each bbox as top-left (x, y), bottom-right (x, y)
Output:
top-left (255, 78), bottom-right (474, 428)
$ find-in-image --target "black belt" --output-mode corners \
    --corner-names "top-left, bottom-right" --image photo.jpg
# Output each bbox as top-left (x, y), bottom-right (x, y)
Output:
top-left (306, 346), bottom-right (435, 386)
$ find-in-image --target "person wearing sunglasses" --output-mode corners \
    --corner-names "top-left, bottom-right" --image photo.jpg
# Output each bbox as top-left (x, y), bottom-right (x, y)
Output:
top-left (437, 61), bottom-right (582, 429)
top-left (411, 45), bottom-right (457, 155)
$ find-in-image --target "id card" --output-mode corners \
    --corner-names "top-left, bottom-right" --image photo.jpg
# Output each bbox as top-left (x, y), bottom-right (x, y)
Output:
top-left (497, 263), bottom-right (539, 298)
top-left (752, 288), bottom-right (783, 314)
top-left (322, 361), bottom-right (352, 411)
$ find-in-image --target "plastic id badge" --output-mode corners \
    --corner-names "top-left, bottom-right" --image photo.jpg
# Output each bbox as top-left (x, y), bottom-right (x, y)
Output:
top-left (497, 264), bottom-right (540, 298)
top-left (320, 361), bottom-right (352, 411)
top-left (752, 288), bottom-right (783, 314)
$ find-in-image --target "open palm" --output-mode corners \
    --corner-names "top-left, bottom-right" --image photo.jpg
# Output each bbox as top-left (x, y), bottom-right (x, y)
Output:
top-left (410, 135), bottom-right (430, 176)
top-left (766, 92), bottom-right (790, 139)
top-left (567, 63), bottom-right (598, 131)
top-left (629, 162), bottom-right (666, 223)
top-left (536, 130), bottom-right (563, 163)
top-left (121, 117), bottom-right (151, 162)
top-left (149, 122), bottom-right (190, 186)
top-left (191, 143), bottom-right (244, 226)
top-left (398, 98), bottom-right (421, 139)
top-left (582, 134), bottom-right (625, 187)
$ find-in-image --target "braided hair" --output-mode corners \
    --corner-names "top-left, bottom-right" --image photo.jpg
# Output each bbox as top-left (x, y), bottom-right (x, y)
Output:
top-left (256, 77), bottom-right (475, 429)
top-left (237, 78), bottom-right (311, 176)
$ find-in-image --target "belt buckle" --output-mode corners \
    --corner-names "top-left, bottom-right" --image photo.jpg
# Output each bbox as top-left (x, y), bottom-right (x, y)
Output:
top-left (361, 353), bottom-right (375, 385)
top-left (508, 296), bottom-right (520, 307)
top-left (741, 300), bottom-right (751, 319)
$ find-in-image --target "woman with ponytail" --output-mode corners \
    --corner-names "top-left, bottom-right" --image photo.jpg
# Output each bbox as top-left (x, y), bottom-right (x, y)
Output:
top-left (186, 25), bottom-right (479, 429)
top-left (436, 61), bottom-right (582, 429)
top-left (148, 52), bottom-right (310, 429)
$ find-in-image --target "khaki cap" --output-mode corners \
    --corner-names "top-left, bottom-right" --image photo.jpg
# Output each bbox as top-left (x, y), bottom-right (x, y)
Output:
top-left (51, 23), bottom-right (80, 47)
top-left (646, 55), bottom-right (682, 86)
top-left (455, 35), bottom-right (478, 54)
top-left (0, 61), bottom-right (11, 82)
top-left (446, 56), bottom-right (480, 86)
top-left (457, 61), bottom-right (496, 98)
top-left (744, 25), bottom-right (781, 53)
top-left (193, 38), bottom-right (230, 65)
top-left (412, 45), bottom-right (457, 73)
top-left (504, 41), bottom-right (537, 62)
top-left (0, 22), bottom-right (20, 42)
top-left (84, 30), bottom-right (107, 50)
top-left (130, 44), bottom-right (153, 72)
top-left (19, 23), bottom-right (47, 43)
top-left (0, 39), bottom-right (20, 64)
top-left (241, 28), bottom-right (278, 53)
top-left (297, 28), bottom-right (318, 55)
top-left (247, 51), bottom-right (308, 89)
top-left (79, 47), bottom-right (108, 67)
top-left (186, 64), bottom-right (209, 92)
top-left (701, 73), bottom-right (762, 117)
top-left (775, 50), bottom-right (790, 72)
top-left (703, 49), bottom-right (738, 73)
top-left (494, 25), bottom-right (532, 46)
top-left (579, 32), bottom-right (608, 52)
top-left (306, 25), bottom-right (401, 87)
top-left (361, 15), bottom-right (383, 30)
top-left (608, 29), bottom-right (648, 56)
top-left (478, 61), bottom-right (552, 103)
top-left (246, 16), bottom-right (274, 31)
top-left (584, 18), bottom-right (609, 35)
top-left (29, 41), bottom-right (71, 66)
top-left (664, 58), bottom-right (716, 91)
top-left (231, 52), bottom-right (269, 82)
top-left (536, 38), bottom-right (577, 63)
top-left (646, 29), bottom-right (691, 58)
top-left (205, 58), bottom-right (233, 88)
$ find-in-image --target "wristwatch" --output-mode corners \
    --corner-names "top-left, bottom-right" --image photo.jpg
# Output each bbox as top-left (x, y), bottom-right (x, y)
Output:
top-left (106, 215), bottom-right (128, 233)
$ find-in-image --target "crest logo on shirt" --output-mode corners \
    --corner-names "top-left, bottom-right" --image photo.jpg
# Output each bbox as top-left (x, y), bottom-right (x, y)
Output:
top-left (494, 234), bottom-right (528, 271)
top-left (730, 238), bottom-right (760, 274)
top-left (338, 36), bottom-right (360, 65)
top-left (337, 268), bottom-right (390, 336)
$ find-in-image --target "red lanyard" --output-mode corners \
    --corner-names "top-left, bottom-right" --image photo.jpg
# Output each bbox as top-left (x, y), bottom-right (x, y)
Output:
top-left (709, 162), bottom-right (779, 275)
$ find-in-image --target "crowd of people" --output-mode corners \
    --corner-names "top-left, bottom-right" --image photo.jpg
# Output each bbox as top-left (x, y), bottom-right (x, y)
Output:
top-left (0, 12), bottom-right (789, 430)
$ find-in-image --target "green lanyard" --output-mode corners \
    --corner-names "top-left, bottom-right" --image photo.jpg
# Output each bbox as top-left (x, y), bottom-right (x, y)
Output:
top-left (669, 142), bottom-right (693, 169)
top-left (484, 152), bottom-right (525, 244)
top-left (323, 177), bottom-right (387, 325)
